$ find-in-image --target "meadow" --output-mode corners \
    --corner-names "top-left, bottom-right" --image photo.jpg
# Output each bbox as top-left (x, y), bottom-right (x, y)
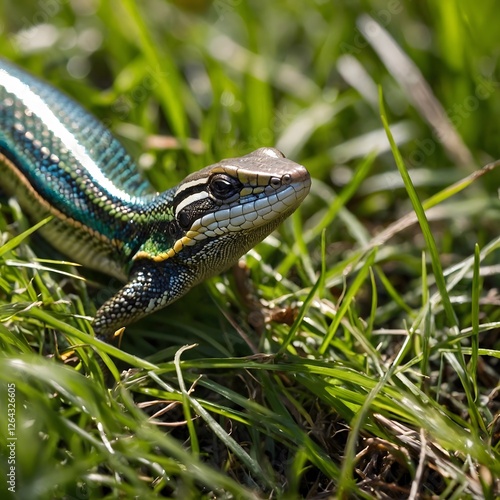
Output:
top-left (0, 1), bottom-right (499, 498)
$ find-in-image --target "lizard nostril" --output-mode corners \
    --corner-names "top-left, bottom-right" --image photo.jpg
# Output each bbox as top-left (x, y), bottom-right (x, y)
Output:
top-left (270, 177), bottom-right (281, 188)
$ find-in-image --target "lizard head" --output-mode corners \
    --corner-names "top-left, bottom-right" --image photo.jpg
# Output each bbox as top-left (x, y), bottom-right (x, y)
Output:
top-left (134, 148), bottom-right (311, 281)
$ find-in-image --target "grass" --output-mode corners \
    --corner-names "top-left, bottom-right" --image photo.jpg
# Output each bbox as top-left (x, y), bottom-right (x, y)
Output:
top-left (1, 0), bottom-right (500, 498)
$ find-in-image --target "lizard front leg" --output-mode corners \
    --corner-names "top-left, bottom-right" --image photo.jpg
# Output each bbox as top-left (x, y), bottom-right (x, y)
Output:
top-left (92, 260), bottom-right (195, 343)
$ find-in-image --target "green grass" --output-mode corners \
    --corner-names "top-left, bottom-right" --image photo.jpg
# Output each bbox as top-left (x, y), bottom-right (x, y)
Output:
top-left (1, 0), bottom-right (500, 498)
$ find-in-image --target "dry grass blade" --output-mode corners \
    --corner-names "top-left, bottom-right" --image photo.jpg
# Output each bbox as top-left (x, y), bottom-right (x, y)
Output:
top-left (367, 159), bottom-right (500, 249)
top-left (374, 414), bottom-right (485, 498)
top-left (357, 14), bottom-right (474, 168)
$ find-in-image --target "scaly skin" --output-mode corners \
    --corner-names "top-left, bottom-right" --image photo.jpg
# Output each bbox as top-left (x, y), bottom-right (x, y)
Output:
top-left (0, 59), bottom-right (311, 344)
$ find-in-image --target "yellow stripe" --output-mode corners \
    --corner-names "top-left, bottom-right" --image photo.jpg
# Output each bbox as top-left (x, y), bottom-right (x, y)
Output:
top-left (133, 231), bottom-right (202, 262)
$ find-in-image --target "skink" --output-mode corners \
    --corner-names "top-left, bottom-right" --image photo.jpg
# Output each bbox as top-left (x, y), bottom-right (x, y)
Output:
top-left (0, 59), bottom-right (311, 346)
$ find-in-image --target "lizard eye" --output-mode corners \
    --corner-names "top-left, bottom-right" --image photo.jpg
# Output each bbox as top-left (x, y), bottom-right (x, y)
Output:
top-left (209, 174), bottom-right (241, 200)
top-left (178, 211), bottom-right (191, 230)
